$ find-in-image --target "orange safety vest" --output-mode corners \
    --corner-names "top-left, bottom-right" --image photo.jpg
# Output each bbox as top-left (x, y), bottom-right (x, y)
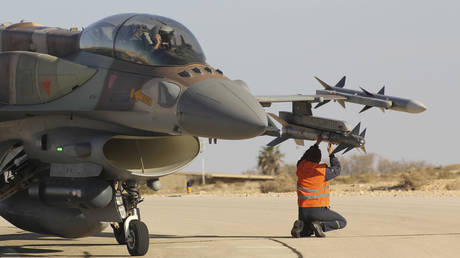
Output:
top-left (296, 160), bottom-right (330, 207)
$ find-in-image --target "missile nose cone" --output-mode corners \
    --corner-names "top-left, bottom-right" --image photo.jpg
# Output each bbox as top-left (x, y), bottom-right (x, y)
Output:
top-left (177, 78), bottom-right (267, 139)
top-left (406, 100), bottom-right (427, 113)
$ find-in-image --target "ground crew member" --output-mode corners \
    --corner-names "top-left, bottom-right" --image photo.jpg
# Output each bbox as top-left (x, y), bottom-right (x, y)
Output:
top-left (291, 139), bottom-right (347, 238)
top-left (186, 181), bottom-right (193, 194)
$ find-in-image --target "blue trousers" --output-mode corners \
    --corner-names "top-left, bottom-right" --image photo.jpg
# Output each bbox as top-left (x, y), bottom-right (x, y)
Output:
top-left (299, 206), bottom-right (347, 232)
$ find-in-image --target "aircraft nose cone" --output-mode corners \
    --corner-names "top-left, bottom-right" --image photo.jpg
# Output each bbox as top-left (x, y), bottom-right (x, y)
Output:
top-left (406, 100), bottom-right (427, 113)
top-left (177, 78), bottom-right (267, 139)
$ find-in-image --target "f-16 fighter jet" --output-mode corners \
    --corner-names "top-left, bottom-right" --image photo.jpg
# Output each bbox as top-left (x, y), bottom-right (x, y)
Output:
top-left (0, 13), bottom-right (425, 256)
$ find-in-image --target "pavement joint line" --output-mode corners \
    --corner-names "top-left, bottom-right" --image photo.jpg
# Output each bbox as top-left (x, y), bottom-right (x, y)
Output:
top-left (166, 246), bottom-right (207, 249)
top-left (2, 248), bottom-right (20, 258)
top-left (236, 246), bottom-right (284, 249)
top-left (269, 238), bottom-right (303, 258)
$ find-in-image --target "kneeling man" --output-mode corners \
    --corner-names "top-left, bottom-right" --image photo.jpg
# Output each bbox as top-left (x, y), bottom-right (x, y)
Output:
top-left (291, 139), bottom-right (347, 238)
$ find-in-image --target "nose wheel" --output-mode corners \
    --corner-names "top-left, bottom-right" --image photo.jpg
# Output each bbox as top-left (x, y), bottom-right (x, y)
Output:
top-left (126, 220), bottom-right (149, 256)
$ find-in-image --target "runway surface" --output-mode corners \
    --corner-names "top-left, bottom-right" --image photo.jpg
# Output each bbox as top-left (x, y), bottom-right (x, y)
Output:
top-left (1, 195), bottom-right (460, 257)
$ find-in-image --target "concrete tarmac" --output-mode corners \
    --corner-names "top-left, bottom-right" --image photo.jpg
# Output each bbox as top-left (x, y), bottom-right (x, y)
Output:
top-left (1, 195), bottom-right (460, 258)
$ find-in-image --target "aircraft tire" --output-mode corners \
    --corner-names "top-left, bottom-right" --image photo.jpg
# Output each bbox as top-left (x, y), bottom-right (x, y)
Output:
top-left (126, 220), bottom-right (149, 256)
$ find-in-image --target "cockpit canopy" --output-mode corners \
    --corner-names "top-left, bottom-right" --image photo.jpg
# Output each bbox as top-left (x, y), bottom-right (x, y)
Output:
top-left (80, 13), bottom-right (206, 66)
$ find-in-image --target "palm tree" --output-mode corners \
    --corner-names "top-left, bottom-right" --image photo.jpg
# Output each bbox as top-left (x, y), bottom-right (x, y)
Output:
top-left (257, 146), bottom-right (285, 175)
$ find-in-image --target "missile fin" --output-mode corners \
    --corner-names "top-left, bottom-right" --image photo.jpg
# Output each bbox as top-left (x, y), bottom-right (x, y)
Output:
top-left (343, 146), bottom-right (355, 154)
top-left (332, 144), bottom-right (350, 154)
top-left (338, 100), bottom-right (346, 109)
top-left (268, 113), bottom-right (289, 126)
top-left (378, 86), bottom-right (385, 95)
top-left (314, 100), bottom-right (330, 109)
top-left (267, 135), bottom-right (290, 147)
top-left (361, 146), bottom-right (367, 153)
top-left (360, 87), bottom-right (374, 97)
top-left (351, 122), bottom-right (361, 135)
top-left (294, 139), bottom-right (305, 146)
top-left (314, 76), bottom-right (333, 90)
top-left (335, 76), bottom-right (346, 88)
top-left (359, 105), bottom-right (373, 113)
top-left (360, 128), bottom-right (367, 138)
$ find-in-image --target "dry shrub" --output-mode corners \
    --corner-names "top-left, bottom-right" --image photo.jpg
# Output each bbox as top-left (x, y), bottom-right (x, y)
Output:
top-left (340, 153), bottom-right (376, 174)
top-left (214, 181), bottom-right (227, 189)
top-left (446, 179), bottom-right (460, 190)
top-left (379, 172), bottom-right (401, 181)
top-left (398, 171), bottom-right (432, 190)
top-left (442, 164), bottom-right (460, 171)
top-left (378, 158), bottom-right (429, 174)
top-left (437, 170), bottom-right (456, 179)
top-left (333, 176), bottom-right (354, 185)
top-left (260, 172), bottom-right (295, 193)
top-left (353, 173), bottom-right (379, 183)
top-left (332, 173), bottom-right (379, 184)
top-left (138, 182), bottom-right (155, 195)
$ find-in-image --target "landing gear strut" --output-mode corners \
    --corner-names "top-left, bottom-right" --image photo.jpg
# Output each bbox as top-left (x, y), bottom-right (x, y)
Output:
top-left (112, 181), bottom-right (149, 256)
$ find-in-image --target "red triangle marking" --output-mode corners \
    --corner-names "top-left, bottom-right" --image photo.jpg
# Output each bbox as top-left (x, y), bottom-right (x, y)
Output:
top-left (40, 80), bottom-right (52, 96)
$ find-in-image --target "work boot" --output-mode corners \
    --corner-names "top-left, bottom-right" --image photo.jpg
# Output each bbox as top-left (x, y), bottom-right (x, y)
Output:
top-left (291, 220), bottom-right (304, 238)
top-left (300, 223), bottom-right (313, 237)
top-left (311, 221), bottom-right (326, 238)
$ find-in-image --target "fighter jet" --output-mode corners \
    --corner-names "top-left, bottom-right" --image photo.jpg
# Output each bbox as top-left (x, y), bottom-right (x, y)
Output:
top-left (0, 13), bottom-right (426, 256)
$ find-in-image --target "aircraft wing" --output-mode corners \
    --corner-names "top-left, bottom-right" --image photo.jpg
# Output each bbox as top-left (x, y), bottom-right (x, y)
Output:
top-left (256, 94), bottom-right (345, 107)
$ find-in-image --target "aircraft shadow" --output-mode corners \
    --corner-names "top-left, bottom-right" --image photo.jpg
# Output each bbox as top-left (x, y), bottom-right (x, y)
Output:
top-left (0, 232), bottom-right (126, 257)
top-left (0, 232), bottom-right (70, 242)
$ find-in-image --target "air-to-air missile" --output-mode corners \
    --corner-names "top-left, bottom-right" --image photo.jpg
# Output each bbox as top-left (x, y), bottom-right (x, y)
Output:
top-left (314, 76), bottom-right (427, 114)
top-left (268, 112), bottom-right (366, 154)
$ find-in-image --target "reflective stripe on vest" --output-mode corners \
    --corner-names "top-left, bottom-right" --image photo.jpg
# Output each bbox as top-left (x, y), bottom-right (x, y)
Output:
top-left (297, 193), bottom-right (330, 199)
top-left (296, 184), bottom-right (329, 193)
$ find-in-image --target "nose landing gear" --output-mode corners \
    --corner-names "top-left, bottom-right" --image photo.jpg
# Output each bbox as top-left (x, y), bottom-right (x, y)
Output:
top-left (111, 181), bottom-right (149, 256)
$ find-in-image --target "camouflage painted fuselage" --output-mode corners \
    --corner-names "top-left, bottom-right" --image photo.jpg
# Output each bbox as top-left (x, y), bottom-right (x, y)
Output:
top-left (0, 14), bottom-right (268, 241)
top-left (0, 14), bottom-right (267, 180)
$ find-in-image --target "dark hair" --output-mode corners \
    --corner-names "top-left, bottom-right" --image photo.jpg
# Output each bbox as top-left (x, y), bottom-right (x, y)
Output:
top-left (301, 144), bottom-right (322, 164)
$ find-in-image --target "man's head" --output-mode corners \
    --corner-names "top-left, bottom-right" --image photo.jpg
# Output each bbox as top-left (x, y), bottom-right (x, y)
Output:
top-left (303, 144), bottom-right (322, 163)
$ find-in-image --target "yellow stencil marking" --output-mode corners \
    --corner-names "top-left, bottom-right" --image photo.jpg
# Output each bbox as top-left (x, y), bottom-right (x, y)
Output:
top-left (130, 88), bottom-right (152, 106)
top-left (135, 90), bottom-right (152, 106)
top-left (130, 88), bottom-right (136, 98)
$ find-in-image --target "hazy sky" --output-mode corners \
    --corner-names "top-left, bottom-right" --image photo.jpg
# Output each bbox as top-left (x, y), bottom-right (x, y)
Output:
top-left (3, 0), bottom-right (459, 173)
